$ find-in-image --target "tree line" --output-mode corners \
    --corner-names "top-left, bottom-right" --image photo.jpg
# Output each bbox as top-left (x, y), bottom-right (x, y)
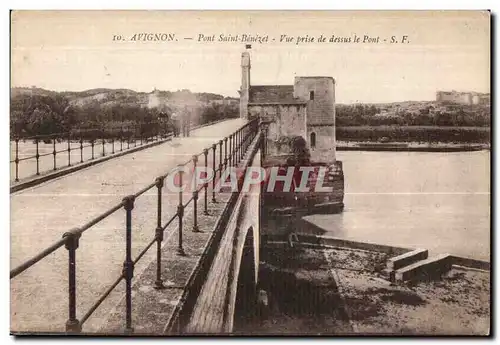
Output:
top-left (10, 93), bottom-right (239, 140)
top-left (336, 126), bottom-right (490, 144)
top-left (11, 92), bottom-right (490, 142)
top-left (336, 103), bottom-right (490, 127)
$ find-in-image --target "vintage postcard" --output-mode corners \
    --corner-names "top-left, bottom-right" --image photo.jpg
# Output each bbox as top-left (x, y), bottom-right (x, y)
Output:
top-left (10, 10), bottom-right (490, 336)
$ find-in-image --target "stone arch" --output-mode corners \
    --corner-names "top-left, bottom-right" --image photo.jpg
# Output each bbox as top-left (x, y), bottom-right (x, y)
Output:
top-left (234, 228), bottom-right (257, 323)
top-left (224, 224), bottom-right (260, 332)
top-left (222, 161), bottom-right (262, 333)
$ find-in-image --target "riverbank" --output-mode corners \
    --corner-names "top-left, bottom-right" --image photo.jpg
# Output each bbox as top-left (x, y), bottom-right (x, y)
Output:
top-left (234, 244), bottom-right (490, 335)
top-left (325, 246), bottom-right (489, 335)
top-left (336, 141), bottom-right (490, 152)
top-left (336, 126), bottom-right (490, 144)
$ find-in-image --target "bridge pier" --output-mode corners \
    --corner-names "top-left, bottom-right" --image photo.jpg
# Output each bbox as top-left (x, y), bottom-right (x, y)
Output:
top-left (233, 231), bottom-right (258, 330)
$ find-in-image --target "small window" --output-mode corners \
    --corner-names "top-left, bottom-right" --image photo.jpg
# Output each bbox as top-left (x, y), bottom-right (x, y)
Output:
top-left (309, 91), bottom-right (315, 100)
top-left (310, 132), bottom-right (316, 149)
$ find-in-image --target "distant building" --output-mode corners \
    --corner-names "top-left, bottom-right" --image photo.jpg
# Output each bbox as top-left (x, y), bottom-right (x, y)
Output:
top-left (148, 89), bottom-right (168, 109)
top-left (208, 99), bottom-right (238, 106)
top-left (239, 49), bottom-right (337, 163)
top-left (471, 93), bottom-right (491, 105)
top-left (436, 90), bottom-right (490, 105)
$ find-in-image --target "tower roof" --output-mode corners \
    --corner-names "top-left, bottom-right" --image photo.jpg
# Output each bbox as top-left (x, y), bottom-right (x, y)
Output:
top-left (248, 85), bottom-right (305, 105)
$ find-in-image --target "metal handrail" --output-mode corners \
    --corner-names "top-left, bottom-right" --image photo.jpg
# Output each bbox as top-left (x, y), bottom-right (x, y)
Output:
top-left (9, 237), bottom-right (67, 279)
top-left (10, 118), bottom-right (261, 334)
top-left (10, 121), bottom-right (170, 182)
top-left (11, 122), bottom-right (166, 141)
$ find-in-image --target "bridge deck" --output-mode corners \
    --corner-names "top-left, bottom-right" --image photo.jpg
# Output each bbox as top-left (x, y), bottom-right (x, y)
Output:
top-left (10, 118), bottom-right (245, 333)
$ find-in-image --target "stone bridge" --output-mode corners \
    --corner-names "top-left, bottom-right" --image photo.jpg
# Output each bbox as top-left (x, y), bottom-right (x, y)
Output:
top-left (10, 118), bottom-right (264, 335)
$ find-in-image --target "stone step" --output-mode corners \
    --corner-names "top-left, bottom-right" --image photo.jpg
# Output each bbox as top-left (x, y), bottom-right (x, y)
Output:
top-left (393, 253), bottom-right (453, 283)
top-left (387, 248), bottom-right (428, 271)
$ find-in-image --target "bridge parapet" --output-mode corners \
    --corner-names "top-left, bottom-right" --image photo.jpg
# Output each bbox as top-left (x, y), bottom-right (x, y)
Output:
top-left (10, 119), bottom-right (260, 335)
top-left (182, 132), bottom-right (262, 334)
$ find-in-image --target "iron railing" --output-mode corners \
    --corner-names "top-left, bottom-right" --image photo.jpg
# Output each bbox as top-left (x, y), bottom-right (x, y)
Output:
top-left (10, 122), bottom-right (173, 183)
top-left (10, 118), bottom-right (260, 334)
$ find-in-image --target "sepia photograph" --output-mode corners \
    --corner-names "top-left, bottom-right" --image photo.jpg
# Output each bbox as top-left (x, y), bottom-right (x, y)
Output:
top-left (9, 10), bottom-right (491, 336)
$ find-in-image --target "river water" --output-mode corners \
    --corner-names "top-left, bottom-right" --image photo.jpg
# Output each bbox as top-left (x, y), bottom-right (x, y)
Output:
top-left (234, 150), bottom-right (490, 335)
top-left (305, 150), bottom-right (491, 261)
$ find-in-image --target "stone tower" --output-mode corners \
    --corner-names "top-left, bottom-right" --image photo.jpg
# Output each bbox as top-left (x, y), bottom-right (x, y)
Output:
top-left (293, 77), bottom-right (336, 163)
top-left (239, 50), bottom-right (251, 120)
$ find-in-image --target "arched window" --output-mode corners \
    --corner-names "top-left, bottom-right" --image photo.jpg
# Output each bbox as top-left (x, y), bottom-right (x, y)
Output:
top-left (310, 132), bottom-right (316, 149)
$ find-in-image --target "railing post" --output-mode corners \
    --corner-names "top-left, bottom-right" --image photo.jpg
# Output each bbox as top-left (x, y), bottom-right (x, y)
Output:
top-left (67, 134), bottom-right (71, 167)
top-left (154, 177), bottom-right (165, 290)
top-left (14, 138), bottom-right (19, 182)
top-left (218, 140), bottom-right (223, 181)
top-left (35, 138), bottom-right (40, 175)
top-left (233, 133), bottom-right (237, 165)
top-left (264, 123), bottom-right (268, 156)
top-left (203, 149), bottom-right (209, 214)
top-left (234, 131), bottom-right (237, 165)
top-left (112, 136), bottom-right (115, 154)
top-left (120, 129), bottom-right (123, 152)
top-left (262, 130), bottom-right (267, 165)
top-left (239, 129), bottom-right (242, 161)
top-left (122, 195), bottom-right (135, 334)
top-left (242, 128), bottom-right (246, 154)
top-left (233, 133), bottom-right (236, 165)
top-left (63, 229), bottom-right (82, 333)
top-left (52, 137), bottom-right (57, 171)
top-left (242, 127), bottom-right (247, 152)
top-left (80, 137), bottom-right (84, 163)
top-left (212, 144), bottom-right (217, 203)
top-left (224, 137), bottom-right (228, 171)
top-left (177, 166), bottom-right (185, 255)
top-left (231, 132), bottom-right (237, 166)
top-left (192, 155), bottom-right (200, 232)
top-left (91, 140), bottom-right (95, 160)
top-left (241, 128), bottom-right (244, 160)
top-left (236, 130), bottom-right (239, 163)
top-left (247, 124), bottom-right (250, 149)
top-left (102, 138), bottom-right (106, 157)
top-left (228, 134), bottom-right (233, 168)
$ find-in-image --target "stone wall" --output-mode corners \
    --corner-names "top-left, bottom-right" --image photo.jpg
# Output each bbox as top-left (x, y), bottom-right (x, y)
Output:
top-left (294, 77), bottom-right (336, 163)
top-left (249, 104), bottom-right (307, 157)
top-left (293, 77), bottom-right (335, 126)
top-left (184, 149), bottom-right (261, 334)
top-left (307, 125), bottom-right (336, 163)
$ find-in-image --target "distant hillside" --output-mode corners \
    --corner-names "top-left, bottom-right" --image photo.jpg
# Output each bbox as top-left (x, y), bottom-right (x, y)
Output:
top-left (11, 87), bottom-right (236, 109)
top-left (11, 87), bottom-right (57, 98)
top-left (336, 100), bottom-right (490, 127)
top-left (10, 87), bottom-right (240, 138)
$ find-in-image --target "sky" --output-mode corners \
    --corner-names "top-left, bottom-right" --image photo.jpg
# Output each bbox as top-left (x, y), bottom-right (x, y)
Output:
top-left (11, 10), bottom-right (491, 104)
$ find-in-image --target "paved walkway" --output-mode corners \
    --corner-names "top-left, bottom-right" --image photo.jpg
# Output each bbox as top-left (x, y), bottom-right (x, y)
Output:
top-left (10, 118), bottom-right (245, 333)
